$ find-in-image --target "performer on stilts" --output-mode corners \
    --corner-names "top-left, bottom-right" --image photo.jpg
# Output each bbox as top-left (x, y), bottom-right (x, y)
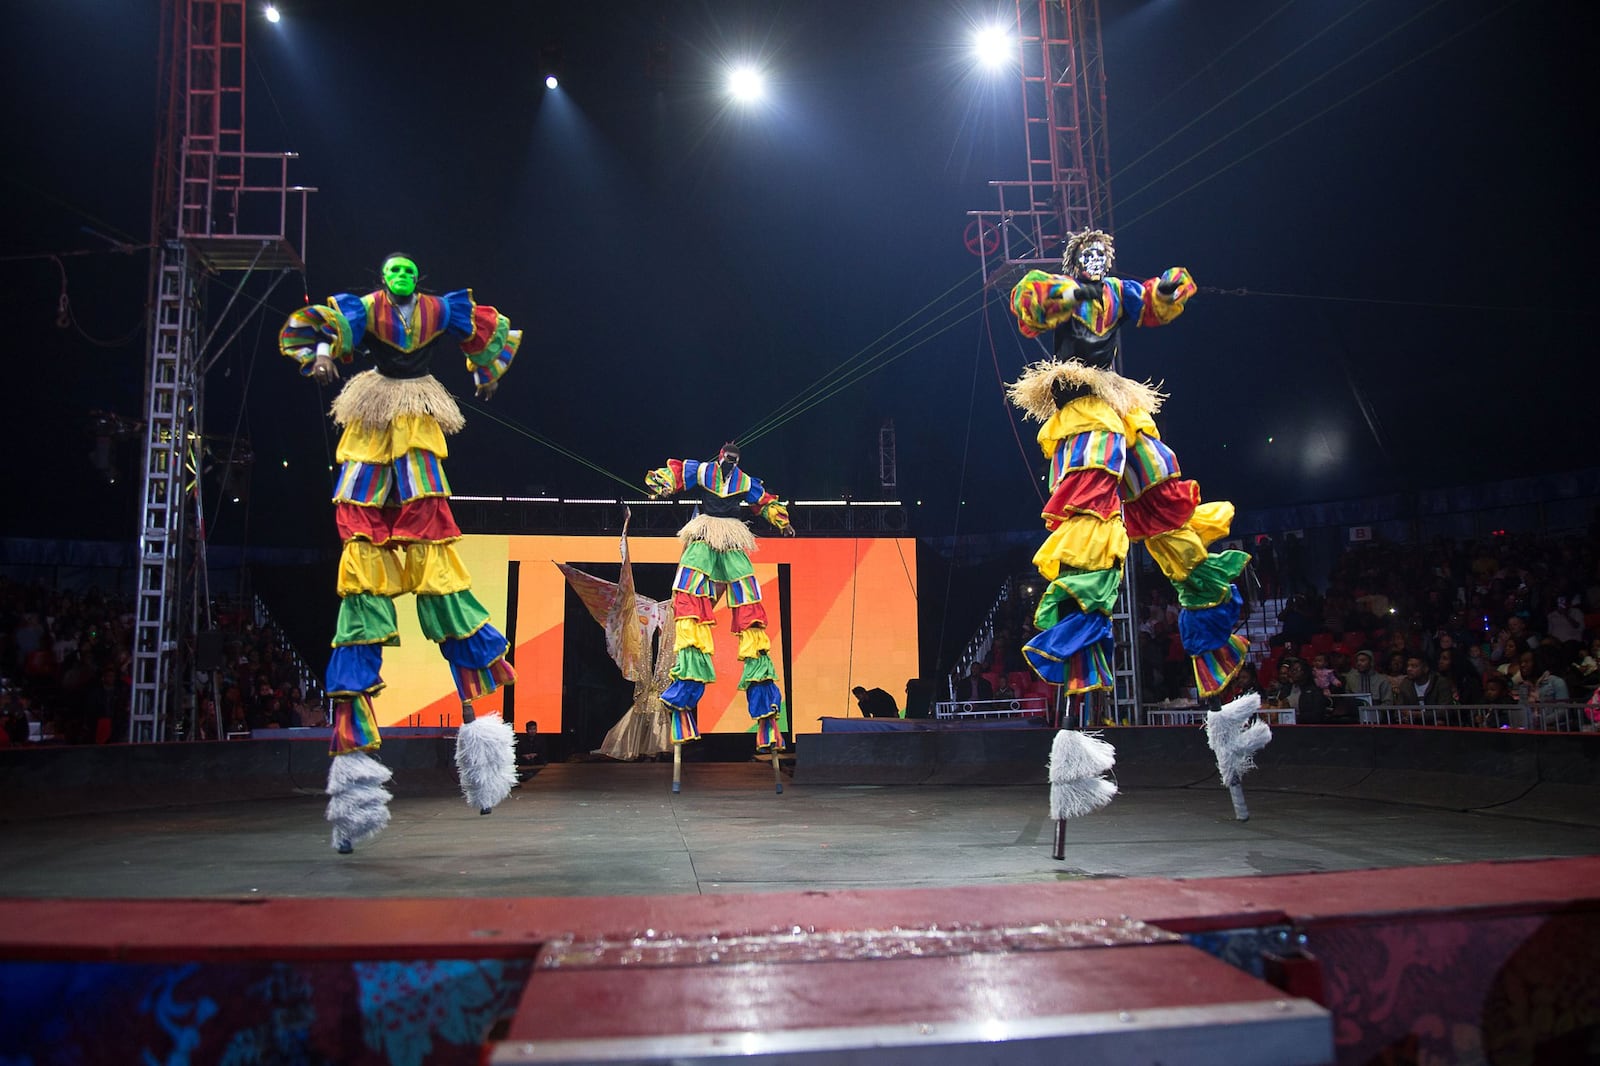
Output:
top-left (280, 252), bottom-right (523, 853)
top-left (645, 443), bottom-right (793, 793)
top-left (1006, 229), bottom-right (1251, 710)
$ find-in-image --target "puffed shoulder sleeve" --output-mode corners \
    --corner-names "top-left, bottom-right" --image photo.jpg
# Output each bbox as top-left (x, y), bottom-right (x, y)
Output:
top-left (1133, 268), bottom-right (1196, 327)
top-left (646, 460), bottom-right (686, 497)
top-left (1009, 269), bottom-right (1083, 338)
top-left (278, 293), bottom-right (365, 375)
top-left (443, 288), bottom-right (522, 387)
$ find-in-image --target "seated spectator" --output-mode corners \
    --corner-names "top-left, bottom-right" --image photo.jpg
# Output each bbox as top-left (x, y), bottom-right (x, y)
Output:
top-left (1267, 656), bottom-right (1338, 723)
top-left (851, 685), bottom-right (901, 719)
top-left (1475, 672), bottom-right (1516, 728)
top-left (953, 662), bottom-right (993, 702)
top-left (1382, 651), bottom-right (1409, 695)
top-left (1395, 653), bottom-right (1456, 723)
top-left (1438, 647), bottom-right (1481, 704)
top-left (1309, 652), bottom-right (1344, 696)
top-left (1343, 649), bottom-right (1393, 705)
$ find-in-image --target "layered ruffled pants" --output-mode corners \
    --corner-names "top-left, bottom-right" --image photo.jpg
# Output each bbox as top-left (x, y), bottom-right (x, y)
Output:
top-left (321, 371), bottom-right (516, 754)
top-left (658, 515), bottom-right (784, 751)
top-left (1025, 394), bottom-right (1250, 698)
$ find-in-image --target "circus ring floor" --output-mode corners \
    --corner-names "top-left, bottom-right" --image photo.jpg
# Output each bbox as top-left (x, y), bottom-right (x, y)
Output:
top-left (1, 726), bottom-right (1597, 1065)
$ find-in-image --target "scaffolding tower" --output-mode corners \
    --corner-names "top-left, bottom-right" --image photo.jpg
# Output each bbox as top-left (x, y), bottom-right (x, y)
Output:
top-left (130, 0), bottom-right (313, 741)
top-left (968, 1), bottom-right (1140, 727)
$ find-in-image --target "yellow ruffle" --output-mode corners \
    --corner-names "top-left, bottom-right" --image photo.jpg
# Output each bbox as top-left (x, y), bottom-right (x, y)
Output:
top-left (1122, 409), bottom-right (1159, 440)
top-left (737, 627), bottom-right (770, 660)
top-left (675, 617), bottom-right (715, 654)
top-left (1189, 500), bottom-right (1235, 548)
top-left (336, 540), bottom-right (406, 597)
top-left (336, 414), bottom-right (448, 465)
top-left (1144, 527), bottom-right (1208, 584)
top-left (402, 542), bottom-right (473, 596)
top-left (1032, 514), bottom-right (1129, 581)
top-left (1038, 396), bottom-right (1125, 455)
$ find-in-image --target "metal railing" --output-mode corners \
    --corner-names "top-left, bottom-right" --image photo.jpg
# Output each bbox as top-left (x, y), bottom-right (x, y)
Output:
top-left (934, 696), bottom-right (1050, 722)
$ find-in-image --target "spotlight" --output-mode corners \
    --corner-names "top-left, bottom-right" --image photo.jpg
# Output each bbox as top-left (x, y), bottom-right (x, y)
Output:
top-left (264, 4), bottom-right (280, 23)
top-left (973, 25), bottom-right (1012, 68)
top-left (727, 63), bottom-right (765, 103)
top-left (545, 74), bottom-right (559, 90)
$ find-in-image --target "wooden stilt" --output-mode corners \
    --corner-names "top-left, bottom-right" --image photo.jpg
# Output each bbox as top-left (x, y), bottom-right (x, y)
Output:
top-left (672, 744), bottom-right (682, 794)
top-left (772, 741), bottom-right (784, 795)
top-left (1052, 817), bottom-right (1067, 861)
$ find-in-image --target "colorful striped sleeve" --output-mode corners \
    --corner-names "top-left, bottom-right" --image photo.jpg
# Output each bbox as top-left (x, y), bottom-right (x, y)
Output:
top-left (645, 460), bottom-right (687, 497)
top-left (1009, 269), bottom-right (1082, 338)
top-left (278, 300), bottom-right (355, 375)
top-left (445, 289), bottom-right (523, 387)
top-left (1134, 268), bottom-right (1196, 328)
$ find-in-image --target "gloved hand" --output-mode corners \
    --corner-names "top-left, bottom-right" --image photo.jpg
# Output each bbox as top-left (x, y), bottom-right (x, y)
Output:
top-left (1156, 278), bottom-right (1181, 297)
top-left (1074, 279), bottom-right (1104, 302)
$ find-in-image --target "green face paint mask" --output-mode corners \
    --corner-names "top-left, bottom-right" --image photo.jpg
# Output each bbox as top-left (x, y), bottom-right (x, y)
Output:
top-left (381, 257), bottom-right (418, 298)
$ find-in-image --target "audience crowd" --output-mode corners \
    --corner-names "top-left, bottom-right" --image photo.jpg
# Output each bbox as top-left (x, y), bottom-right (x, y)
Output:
top-left (0, 576), bottom-right (324, 746)
top-left (961, 528), bottom-right (1600, 729)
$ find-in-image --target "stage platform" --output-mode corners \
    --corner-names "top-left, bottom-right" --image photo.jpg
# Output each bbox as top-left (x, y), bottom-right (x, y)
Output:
top-left (2, 733), bottom-right (1598, 1064)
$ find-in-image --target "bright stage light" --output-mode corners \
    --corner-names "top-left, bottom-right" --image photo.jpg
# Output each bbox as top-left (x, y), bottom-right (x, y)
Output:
top-left (264, 4), bottom-right (280, 23)
top-left (545, 74), bottom-right (559, 90)
top-left (727, 63), bottom-right (766, 103)
top-left (973, 25), bottom-right (1012, 68)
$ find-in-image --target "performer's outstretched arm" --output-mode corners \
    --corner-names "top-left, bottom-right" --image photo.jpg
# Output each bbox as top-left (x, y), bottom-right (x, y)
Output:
top-left (441, 289), bottom-right (523, 400)
top-left (645, 460), bottom-right (687, 498)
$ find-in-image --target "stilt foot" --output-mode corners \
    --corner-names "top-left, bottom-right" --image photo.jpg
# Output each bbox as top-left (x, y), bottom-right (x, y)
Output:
top-left (336, 839), bottom-right (353, 855)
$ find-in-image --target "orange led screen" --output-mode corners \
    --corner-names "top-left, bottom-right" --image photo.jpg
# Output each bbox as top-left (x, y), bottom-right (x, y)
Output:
top-left (371, 533), bottom-right (919, 737)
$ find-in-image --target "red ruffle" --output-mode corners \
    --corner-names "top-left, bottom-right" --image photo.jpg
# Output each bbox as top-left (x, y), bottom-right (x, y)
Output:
top-left (732, 603), bottom-right (768, 632)
top-left (1042, 468), bottom-right (1121, 529)
top-left (1123, 478), bottom-right (1199, 541)
top-left (673, 591), bottom-right (718, 622)
top-left (391, 496), bottom-right (461, 543)
top-left (335, 497), bottom-right (461, 545)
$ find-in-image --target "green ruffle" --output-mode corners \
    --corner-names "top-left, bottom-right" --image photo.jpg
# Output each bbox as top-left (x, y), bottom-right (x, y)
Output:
top-left (1175, 549), bottom-right (1251, 609)
top-left (333, 593), bottom-right (399, 647)
top-left (673, 647), bottom-right (716, 683)
top-left (415, 589), bottom-right (491, 642)
top-left (738, 653), bottom-right (777, 686)
top-left (466, 314), bottom-right (512, 368)
top-left (1034, 568), bottom-right (1122, 629)
top-left (680, 541), bottom-right (754, 583)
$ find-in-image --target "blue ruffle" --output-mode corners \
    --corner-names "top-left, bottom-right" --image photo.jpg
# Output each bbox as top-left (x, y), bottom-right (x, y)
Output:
top-left (743, 679), bottom-right (782, 719)
top-left (331, 292), bottom-right (367, 349)
top-left (1022, 612), bottom-right (1112, 686)
top-left (1178, 587), bottom-right (1243, 655)
top-left (661, 679), bottom-right (705, 712)
top-left (439, 624), bottom-right (510, 669)
top-left (1025, 611), bottom-right (1111, 662)
top-left (441, 288), bottom-right (476, 338)
top-left (327, 643), bottom-right (383, 696)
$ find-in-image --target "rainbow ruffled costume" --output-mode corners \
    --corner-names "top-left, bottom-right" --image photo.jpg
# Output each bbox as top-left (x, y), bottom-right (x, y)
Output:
top-left (280, 285), bottom-right (521, 849)
top-left (1007, 267), bottom-right (1250, 699)
top-left (644, 459), bottom-right (791, 751)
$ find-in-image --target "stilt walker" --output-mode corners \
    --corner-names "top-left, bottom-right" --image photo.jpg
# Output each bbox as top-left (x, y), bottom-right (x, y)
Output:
top-left (644, 443), bottom-right (793, 793)
top-left (280, 253), bottom-right (523, 853)
top-left (1006, 229), bottom-right (1251, 706)
top-left (1047, 729), bottom-right (1117, 860)
top-left (1204, 692), bottom-right (1272, 821)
